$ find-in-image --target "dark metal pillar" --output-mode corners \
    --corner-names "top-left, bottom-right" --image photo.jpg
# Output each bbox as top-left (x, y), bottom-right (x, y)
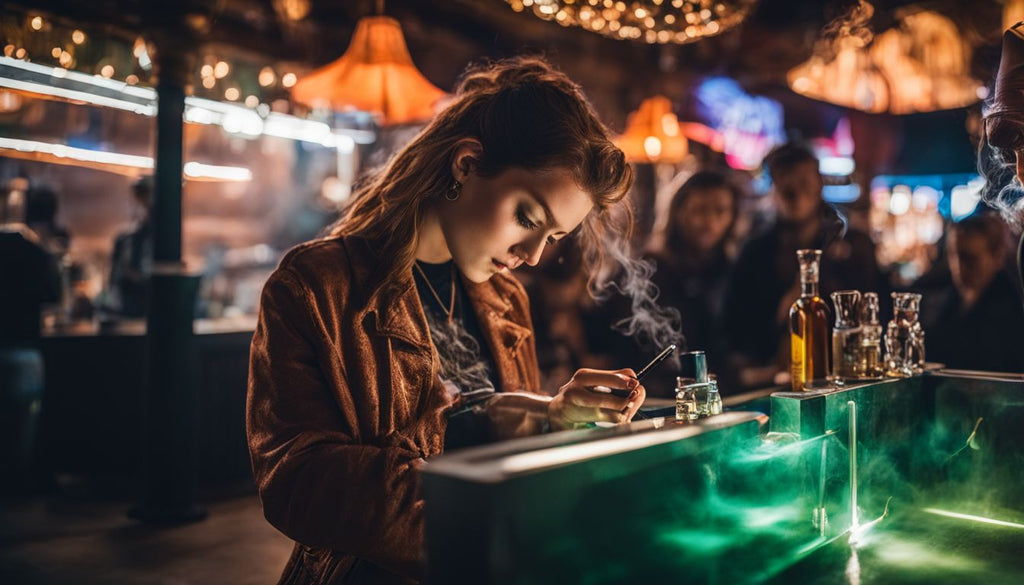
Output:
top-left (129, 31), bottom-right (205, 524)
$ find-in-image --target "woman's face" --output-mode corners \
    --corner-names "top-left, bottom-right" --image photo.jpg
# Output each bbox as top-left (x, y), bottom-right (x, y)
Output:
top-left (673, 186), bottom-right (735, 252)
top-left (438, 166), bottom-right (594, 283)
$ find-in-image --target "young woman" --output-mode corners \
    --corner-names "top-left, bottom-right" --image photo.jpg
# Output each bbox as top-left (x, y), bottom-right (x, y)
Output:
top-left (247, 57), bottom-right (646, 584)
top-left (643, 171), bottom-right (739, 394)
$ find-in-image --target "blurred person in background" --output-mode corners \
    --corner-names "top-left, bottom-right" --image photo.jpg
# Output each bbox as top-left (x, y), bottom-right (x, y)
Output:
top-left (723, 142), bottom-right (884, 390)
top-left (109, 176), bottom-right (153, 318)
top-left (641, 170), bottom-right (740, 396)
top-left (922, 213), bottom-right (1024, 373)
top-left (25, 184), bottom-right (70, 257)
top-left (0, 181), bottom-right (62, 493)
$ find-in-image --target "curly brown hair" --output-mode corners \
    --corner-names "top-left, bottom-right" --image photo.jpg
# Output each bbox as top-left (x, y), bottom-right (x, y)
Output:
top-left (329, 55), bottom-right (634, 293)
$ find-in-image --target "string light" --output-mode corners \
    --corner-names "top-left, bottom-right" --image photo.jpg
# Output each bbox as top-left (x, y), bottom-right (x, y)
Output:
top-left (30, 16), bottom-right (43, 31)
top-left (100, 65), bottom-right (114, 78)
top-left (15, 48), bottom-right (26, 59)
top-left (281, 72), bottom-right (297, 88)
top-left (51, 47), bottom-right (62, 59)
top-left (258, 66), bottom-right (276, 87)
top-left (202, 76), bottom-right (216, 89)
top-left (125, 74), bottom-right (139, 85)
top-left (244, 95), bottom-right (259, 108)
top-left (58, 51), bottom-right (72, 67)
top-left (213, 61), bottom-right (229, 78)
top-left (504, 0), bottom-right (756, 44)
top-left (72, 30), bottom-right (86, 44)
top-left (224, 87), bottom-right (240, 101)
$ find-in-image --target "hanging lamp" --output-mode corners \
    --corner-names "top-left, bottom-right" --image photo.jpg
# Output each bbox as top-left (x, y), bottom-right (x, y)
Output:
top-left (291, 13), bottom-right (446, 125)
top-left (615, 95), bottom-right (689, 164)
top-left (787, 2), bottom-right (983, 115)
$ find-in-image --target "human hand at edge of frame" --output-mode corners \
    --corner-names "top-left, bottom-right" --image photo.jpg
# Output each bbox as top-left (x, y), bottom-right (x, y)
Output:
top-left (547, 368), bottom-right (645, 432)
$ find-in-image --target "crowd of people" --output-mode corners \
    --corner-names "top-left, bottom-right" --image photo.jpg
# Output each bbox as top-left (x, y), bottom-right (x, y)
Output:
top-left (521, 141), bottom-right (1024, 398)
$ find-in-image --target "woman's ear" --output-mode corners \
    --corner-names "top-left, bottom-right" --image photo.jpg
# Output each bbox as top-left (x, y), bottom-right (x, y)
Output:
top-left (451, 138), bottom-right (484, 182)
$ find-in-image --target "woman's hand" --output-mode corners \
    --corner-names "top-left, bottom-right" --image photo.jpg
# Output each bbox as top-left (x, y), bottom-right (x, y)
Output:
top-left (548, 368), bottom-right (645, 431)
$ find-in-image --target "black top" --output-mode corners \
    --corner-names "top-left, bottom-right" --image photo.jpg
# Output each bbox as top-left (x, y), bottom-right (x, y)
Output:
top-left (413, 260), bottom-right (500, 451)
top-left (0, 229), bottom-right (61, 347)
top-left (641, 248), bottom-right (732, 396)
top-left (923, 271), bottom-right (1024, 373)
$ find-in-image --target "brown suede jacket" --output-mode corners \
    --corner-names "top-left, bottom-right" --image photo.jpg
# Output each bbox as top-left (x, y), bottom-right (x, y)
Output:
top-left (247, 235), bottom-right (542, 584)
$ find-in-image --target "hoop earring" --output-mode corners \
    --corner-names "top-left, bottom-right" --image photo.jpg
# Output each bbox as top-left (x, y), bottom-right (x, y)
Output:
top-left (445, 180), bottom-right (462, 201)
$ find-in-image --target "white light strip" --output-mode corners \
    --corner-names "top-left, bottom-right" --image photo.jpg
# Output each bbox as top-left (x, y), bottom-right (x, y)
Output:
top-left (922, 508), bottom-right (1024, 529)
top-left (0, 56), bottom-right (372, 149)
top-left (0, 137), bottom-right (251, 182)
top-left (183, 161), bottom-right (252, 182)
top-left (0, 55), bottom-right (154, 100)
top-left (0, 77), bottom-right (155, 116)
top-left (0, 136), bottom-right (151, 168)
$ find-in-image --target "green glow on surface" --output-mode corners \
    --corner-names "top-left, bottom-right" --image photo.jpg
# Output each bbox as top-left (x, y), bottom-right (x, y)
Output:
top-left (922, 508), bottom-right (1024, 529)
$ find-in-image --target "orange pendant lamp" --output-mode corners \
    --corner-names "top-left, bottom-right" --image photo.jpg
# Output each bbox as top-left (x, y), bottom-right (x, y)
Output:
top-left (291, 15), bottom-right (447, 125)
top-left (615, 95), bottom-right (689, 164)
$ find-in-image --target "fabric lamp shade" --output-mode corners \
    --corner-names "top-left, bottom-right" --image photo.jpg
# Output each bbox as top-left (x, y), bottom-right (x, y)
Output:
top-left (291, 16), bottom-right (446, 125)
top-left (615, 96), bottom-right (689, 164)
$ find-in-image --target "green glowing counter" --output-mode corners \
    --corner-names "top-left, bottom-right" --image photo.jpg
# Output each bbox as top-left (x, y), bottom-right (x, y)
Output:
top-left (422, 372), bottom-right (1024, 584)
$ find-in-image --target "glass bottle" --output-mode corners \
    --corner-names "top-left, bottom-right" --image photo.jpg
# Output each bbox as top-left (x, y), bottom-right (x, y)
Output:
top-left (885, 292), bottom-right (925, 377)
top-left (830, 290), bottom-right (863, 381)
top-left (859, 292), bottom-right (883, 378)
top-left (790, 249), bottom-right (832, 391)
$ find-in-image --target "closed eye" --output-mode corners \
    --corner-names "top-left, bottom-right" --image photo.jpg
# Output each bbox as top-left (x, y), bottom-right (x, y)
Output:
top-left (515, 206), bottom-right (539, 230)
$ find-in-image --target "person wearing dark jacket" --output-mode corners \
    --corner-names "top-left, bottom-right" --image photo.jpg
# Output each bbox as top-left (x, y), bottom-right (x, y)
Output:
top-left (923, 213), bottom-right (1024, 373)
top-left (0, 187), bottom-right (61, 493)
top-left (723, 142), bottom-right (884, 389)
top-left (643, 170), bottom-right (739, 395)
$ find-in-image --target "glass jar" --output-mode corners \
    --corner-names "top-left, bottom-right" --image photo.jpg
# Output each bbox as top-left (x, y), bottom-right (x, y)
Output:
top-left (884, 292), bottom-right (925, 377)
top-left (830, 290), bottom-right (863, 381)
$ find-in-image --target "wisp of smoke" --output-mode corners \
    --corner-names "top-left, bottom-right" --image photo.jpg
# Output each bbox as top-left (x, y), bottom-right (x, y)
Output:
top-left (977, 135), bottom-right (1024, 230)
top-left (816, 0), bottom-right (875, 59)
top-left (823, 203), bottom-right (850, 248)
top-left (590, 227), bottom-right (685, 361)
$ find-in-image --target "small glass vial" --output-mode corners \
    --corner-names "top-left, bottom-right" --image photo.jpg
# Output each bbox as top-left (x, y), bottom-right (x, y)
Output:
top-left (830, 290), bottom-right (863, 381)
top-left (885, 292), bottom-right (925, 377)
top-left (674, 351), bottom-right (721, 421)
top-left (859, 292), bottom-right (883, 378)
top-left (675, 376), bottom-right (699, 422)
top-left (705, 378), bottom-right (723, 416)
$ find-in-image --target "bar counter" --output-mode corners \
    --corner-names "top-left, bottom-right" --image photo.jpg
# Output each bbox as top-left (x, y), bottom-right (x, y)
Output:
top-left (423, 370), bottom-right (1024, 584)
top-left (38, 317), bottom-right (256, 487)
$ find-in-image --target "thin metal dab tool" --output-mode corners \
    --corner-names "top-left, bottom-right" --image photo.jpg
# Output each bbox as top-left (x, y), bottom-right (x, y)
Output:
top-left (591, 343), bottom-right (677, 398)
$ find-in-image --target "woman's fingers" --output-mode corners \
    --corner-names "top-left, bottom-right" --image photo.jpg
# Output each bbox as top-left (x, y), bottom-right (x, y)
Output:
top-left (565, 384), bottom-right (636, 411)
top-left (548, 368), bottom-right (646, 430)
top-left (620, 384), bottom-right (646, 420)
top-left (561, 402), bottom-right (628, 425)
top-left (570, 368), bottom-right (638, 390)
